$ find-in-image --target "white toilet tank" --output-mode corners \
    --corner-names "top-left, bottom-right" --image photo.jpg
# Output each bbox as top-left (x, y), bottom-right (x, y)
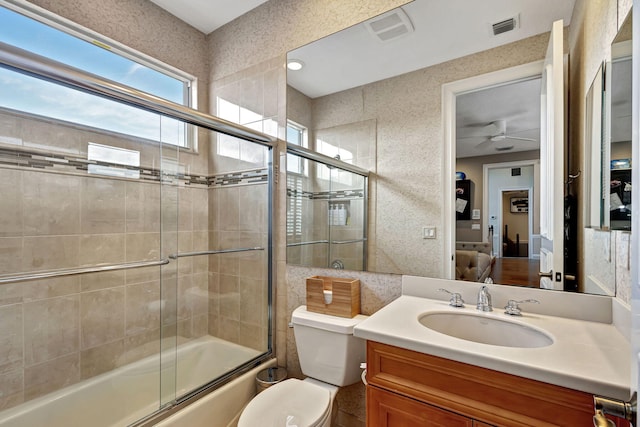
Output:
top-left (291, 306), bottom-right (368, 387)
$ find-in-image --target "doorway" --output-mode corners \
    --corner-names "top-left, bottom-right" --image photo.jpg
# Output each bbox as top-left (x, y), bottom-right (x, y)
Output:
top-left (501, 189), bottom-right (530, 258)
top-left (483, 161), bottom-right (538, 259)
top-left (443, 60), bottom-right (544, 284)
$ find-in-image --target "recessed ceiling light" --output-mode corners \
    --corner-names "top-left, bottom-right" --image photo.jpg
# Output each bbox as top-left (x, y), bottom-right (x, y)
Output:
top-left (287, 59), bottom-right (304, 71)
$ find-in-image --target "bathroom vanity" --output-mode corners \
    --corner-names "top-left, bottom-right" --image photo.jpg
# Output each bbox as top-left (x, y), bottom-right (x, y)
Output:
top-left (366, 341), bottom-right (618, 426)
top-left (354, 277), bottom-right (631, 427)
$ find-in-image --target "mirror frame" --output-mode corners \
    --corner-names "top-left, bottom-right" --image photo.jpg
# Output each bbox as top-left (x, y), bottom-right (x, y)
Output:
top-left (585, 63), bottom-right (605, 229)
top-left (442, 61), bottom-right (545, 280)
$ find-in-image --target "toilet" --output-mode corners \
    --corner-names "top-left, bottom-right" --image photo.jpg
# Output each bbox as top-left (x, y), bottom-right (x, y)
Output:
top-left (238, 305), bottom-right (368, 427)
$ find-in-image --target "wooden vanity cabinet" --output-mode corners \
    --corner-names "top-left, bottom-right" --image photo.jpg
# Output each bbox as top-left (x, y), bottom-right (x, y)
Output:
top-left (366, 341), bottom-right (627, 427)
top-left (368, 386), bottom-right (474, 426)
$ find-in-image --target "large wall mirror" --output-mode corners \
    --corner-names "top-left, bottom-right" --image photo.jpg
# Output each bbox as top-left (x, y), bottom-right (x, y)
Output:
top-left (581, 11), bottom-right (632, 296)
top-left (285, 0), bottom-right (619, 296)
top-left (605, 14), bottom-right (632, 231)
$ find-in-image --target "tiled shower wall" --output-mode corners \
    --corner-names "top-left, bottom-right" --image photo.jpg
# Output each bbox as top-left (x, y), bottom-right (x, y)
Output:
top-left (209, 55), bottom-right (283, 354)
top-left (208, 182), bottom-right (269, 351)
top-left (0, 108), bottom-right (212, 411)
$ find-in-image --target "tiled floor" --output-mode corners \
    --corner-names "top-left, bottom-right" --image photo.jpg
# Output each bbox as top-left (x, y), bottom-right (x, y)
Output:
top-left (335, 409), bottom-right (365, 427)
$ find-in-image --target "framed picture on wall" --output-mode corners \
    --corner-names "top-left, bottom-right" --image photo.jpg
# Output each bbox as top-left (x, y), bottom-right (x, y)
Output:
top-left (510, 197), bottom-right (528, 213)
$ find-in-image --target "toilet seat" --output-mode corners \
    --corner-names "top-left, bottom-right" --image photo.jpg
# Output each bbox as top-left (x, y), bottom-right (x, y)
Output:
top-left (238, 378), bottom-right (331, 427)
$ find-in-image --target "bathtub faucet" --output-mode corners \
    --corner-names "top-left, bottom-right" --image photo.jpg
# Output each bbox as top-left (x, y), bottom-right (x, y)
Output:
top-left (476, 285), bottom-right (492, 312)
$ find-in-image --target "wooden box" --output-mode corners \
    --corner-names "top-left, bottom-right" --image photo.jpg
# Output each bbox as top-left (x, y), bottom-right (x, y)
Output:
top-left (306, 276), bottom-right (360, 318)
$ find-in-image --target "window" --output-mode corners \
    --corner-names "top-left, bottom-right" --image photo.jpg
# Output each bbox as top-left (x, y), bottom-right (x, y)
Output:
top-left (0, 2), bottom-right (196, 147)
top-left (286, 174), bottom-right (303, 238)
top-left (286, 120), bottom-right (308, 175)
top-left (285, 121), bottom-right (308, 239)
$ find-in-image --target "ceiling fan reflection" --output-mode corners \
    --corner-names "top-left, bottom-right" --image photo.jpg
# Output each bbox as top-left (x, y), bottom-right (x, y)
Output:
top-left (460, 119), bottom-right (537, 150)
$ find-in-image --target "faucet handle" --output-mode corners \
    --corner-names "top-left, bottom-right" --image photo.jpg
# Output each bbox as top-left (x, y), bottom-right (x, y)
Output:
top-left (438, 288), bottom-right (465, 307)
top-left (476, 285), bottom-right (492, 312)
top-left (504, 299), bottom-right (540, 316)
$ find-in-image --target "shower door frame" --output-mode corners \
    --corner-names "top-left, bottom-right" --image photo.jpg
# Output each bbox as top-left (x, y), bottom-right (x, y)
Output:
top-left (0, 41), bottom-right (277, 427)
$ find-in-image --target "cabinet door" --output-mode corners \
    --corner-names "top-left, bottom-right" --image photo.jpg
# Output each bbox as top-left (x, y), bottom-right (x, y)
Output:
top-left (367, 341), bottom-right (596, 426)
top-left (368, 386), bottom-right (472, 427)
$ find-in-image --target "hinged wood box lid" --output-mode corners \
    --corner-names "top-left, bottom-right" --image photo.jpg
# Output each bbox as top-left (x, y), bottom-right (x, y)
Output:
top-left (306, 276), bottom-right (360, 318)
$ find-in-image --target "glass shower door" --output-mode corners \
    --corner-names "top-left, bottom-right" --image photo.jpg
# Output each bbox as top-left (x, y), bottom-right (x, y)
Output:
top-left (328, 167), bottom-right (367, 271)
top-left (285, 148), bottom-right (368, 271)
top-left (0, 42), bottom-right (273, 427)
top-left (171, 131), bottom-right (272, 400)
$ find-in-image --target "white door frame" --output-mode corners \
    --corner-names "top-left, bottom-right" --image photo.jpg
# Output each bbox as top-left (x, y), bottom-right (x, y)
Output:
top-left (483, 160), bottom-right (538, 259)
top-left (442, 60), bottom-right (544, 280)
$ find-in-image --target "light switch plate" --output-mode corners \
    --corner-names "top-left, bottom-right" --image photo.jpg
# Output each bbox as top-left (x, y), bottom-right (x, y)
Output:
top-left (423, 226), bottom-right (437, 239)
top-left (471, 223), bottom-right (481, 230)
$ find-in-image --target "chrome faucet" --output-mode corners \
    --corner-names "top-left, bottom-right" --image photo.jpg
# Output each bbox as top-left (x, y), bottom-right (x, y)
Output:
top-left (504, 299), bottom-right (540, 316)
top-left (476, 285), bottom-right (492, 312)
top-left (438, 288), bottom-right (464, 307)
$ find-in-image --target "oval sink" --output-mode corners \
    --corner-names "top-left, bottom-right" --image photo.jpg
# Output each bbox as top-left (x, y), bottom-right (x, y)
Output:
top-left (418, 312), bottom-right (553, 348)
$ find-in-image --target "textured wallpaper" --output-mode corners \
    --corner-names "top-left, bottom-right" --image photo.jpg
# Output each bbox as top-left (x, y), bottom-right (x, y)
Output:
top-left (206, 0), bottom-right (411, 81)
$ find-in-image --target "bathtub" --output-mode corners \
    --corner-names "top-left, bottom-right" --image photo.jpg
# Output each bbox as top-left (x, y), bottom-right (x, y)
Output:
top-left (0, 336), bottom-right (271, 427)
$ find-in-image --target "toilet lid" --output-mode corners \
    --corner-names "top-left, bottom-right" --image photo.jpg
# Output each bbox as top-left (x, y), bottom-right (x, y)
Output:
top-left (239, 379), bottom-right (331, 427)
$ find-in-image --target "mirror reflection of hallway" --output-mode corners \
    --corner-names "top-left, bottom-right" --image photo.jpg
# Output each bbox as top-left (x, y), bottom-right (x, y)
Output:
top-left (485, 165), bottom-right (540, 288)
top-left (502, 189), bottom-right (529, 258)
top-left (493, 189), bottom-right (541, 288)
top-left (454, 75), bottom-right (542, 288)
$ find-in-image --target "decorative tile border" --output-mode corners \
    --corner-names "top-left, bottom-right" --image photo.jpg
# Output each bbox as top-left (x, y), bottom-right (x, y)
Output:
top-left (287, 187), bottom-right (364, 200)
top-left (208, 169), bottom-right (269, 187)
top-left (0, 146), bottom-right (268, 188)
top-left (312, 190), bottom-right (365, 200)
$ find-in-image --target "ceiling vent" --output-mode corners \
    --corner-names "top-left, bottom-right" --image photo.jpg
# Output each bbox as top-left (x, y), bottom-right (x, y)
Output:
top-left (492, 15), bottom-right (520, 36)
top-left (365, 8), bottom-right (414, 42)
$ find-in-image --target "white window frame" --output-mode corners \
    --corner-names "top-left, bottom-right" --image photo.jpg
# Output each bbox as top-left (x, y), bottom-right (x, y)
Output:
top-left (286, 120), bottom-right (309, 176)
top-left (0, 0), bottom-right (199, 149)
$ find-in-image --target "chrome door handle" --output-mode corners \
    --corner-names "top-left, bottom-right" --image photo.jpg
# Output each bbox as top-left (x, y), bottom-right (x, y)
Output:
top-left (538, 271), bottom-right (553, 278)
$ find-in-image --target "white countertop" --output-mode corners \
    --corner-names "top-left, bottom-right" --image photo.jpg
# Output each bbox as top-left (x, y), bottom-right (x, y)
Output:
top-left (354, 294), bottom-right (631, 400)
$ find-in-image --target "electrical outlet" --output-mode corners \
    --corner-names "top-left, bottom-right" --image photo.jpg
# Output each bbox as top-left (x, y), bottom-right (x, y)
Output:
top-left (471, 223), bottom-right (481, 230)
top-left (422, 226), bottom-right (437, 239)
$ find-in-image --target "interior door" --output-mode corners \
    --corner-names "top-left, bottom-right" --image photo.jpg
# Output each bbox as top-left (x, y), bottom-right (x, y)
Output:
top-left (539, 19), bottom-right (565, 291)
